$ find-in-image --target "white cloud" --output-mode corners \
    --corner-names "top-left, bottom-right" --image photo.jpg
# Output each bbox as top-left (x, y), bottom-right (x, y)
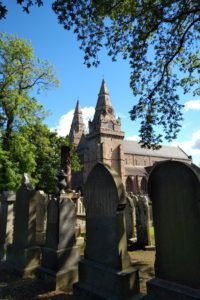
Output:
top-left (116, 112), bottom-right (127, 119)
top-left (173, 129), bottom-right (200, 155)
top-left (126, 135), bottom-right (140, 141)
top-left (82, 106), bottom-right (95, 132)
top-left (184, 100), bottom-right (200, 111)
top-left (53, 106), bottom-right (95, 137)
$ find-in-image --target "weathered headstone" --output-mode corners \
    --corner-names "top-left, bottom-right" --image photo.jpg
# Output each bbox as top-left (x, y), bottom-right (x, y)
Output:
top-left (39, 194), bottom-right (80, 291)
top-left (0, 191), bottom-right (16, 259)
top-left (125, 194), bottom-right (137, 245)
top-left (74, 163), bottom-right (139, 300)
top-left (35, 190), bottom-right (48, 246)
top-left (60, 145), bottom-right (72, 191)
top-left (7, 174), bottom-right (40, 277)
top-left (136, 195), bottom-right (151, 249)
top-left (146, 161), bottom-right (200, 299)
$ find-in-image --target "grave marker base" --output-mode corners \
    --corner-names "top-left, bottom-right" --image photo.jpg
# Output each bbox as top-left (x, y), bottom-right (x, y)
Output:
top-left (39, 246), bottom-right (79, 290)
top-left (6, 245), bottom-right (40, 277)
top-left (146, 278), bottom-right (200, 300)
top-left (74, 259), bottom-right (140, 300)
top-left (39, 266), bottom-right (78, 291)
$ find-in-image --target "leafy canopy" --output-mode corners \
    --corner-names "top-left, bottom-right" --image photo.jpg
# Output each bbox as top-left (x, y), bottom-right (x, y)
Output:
top-left (1, 1), bottom-right (200, 148)
top-left (0, 33), bottom-right (58, 148)
top-left (0, 33), bottom-right (80, 192)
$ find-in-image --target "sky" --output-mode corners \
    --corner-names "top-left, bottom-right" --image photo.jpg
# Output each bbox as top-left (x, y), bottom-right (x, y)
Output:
top-left (1, 1), bottom-right (200, 165)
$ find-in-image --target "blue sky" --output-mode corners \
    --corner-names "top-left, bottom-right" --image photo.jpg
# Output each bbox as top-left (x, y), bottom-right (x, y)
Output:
top-left (1, 1), bottom-right (200, 164)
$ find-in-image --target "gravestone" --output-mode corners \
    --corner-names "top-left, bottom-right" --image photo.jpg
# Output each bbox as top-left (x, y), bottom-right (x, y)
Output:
top-left (125, 194), bottom-right (137, 246)
top-left (35, 190), bottom-right (48, 246)
top-left (7, 174), bottom-right (40, 277)
top-left (39, 194), bottom-right (80, 291)
top-left (146, 161), bottom-right (200, 300)
top-left (136, 195), bottom-right (151, 249)
top-left (60, 145), bottom-right (72, 191)
top-left (74, 163), bottom-right (139, 300)
top-left (0, 191), bottom-right (16, 259)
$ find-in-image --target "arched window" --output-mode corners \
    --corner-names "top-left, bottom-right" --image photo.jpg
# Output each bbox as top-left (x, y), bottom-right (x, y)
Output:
top-left (108, 121), bottom-right (114, 130)
top-left (126, 177), bottom-right (134, 193)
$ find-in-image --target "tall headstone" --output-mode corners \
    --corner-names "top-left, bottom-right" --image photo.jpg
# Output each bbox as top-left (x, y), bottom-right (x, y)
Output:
top-left (7, 174), bottom-right (40, 277)
top-left (0, 191), bottom-right (16, 259)
top-left (74, 163), bottom-right (140, 300)
top-left (61, 145), bottom-right (72, 191)
top-left (125, 194), bottom-right (137, 246)
top-left (146, 161), bottom-right (200, 300)
top-left (136, 195), bottom-right (151, 249)
top-left (35, 190), bottom-right (48, 246)
top-left (39, 194), bottom-right (80, 291)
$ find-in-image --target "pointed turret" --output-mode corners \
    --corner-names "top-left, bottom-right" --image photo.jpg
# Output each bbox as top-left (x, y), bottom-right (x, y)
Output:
top-left (95, 79), bottom-right (112, 112)
top-left (69, 100), bottom-right (85, 145)
top-left (90, 80), bottom-right (114, 132)
top-left (99, 79), bottom-right (109, 97)
top-left (88, 80), bottom-right (124, 137)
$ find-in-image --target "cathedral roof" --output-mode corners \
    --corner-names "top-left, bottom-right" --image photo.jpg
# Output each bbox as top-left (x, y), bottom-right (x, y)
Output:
top-left (123, 140), bottom-right (190, 160)
top-left (125, 166), bottom-right (148, 176)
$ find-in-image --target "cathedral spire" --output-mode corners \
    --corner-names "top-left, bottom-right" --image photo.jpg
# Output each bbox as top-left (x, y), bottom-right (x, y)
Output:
top-left (69, 100), bottom-right (85, 145)
top-left (75, 99), bottom-right (81, 115)
top-left (95, 79), bottom-right (112, 110)
top-left (99, 79), bottom-right (109, 95)
top-left (88, 80), bottom-right (124, 136)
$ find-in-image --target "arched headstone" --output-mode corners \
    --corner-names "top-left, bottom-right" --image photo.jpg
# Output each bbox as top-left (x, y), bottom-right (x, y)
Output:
top-left (74, 163), bottom-right (139, 300)
top-left (146, 161), bottom-right (200, 299)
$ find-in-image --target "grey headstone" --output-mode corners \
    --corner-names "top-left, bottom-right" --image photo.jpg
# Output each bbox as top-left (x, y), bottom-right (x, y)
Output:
top-left (74, 163), bottom-right (140, 300)
top-left (146, 161), bottom-right (200, 299)
top-left (12, 178), bottom-right (36, 248)
top-left (0, 191), bottom-right (16, 259)
top-left (45, 197), bottom-right (59, 249)
top-left (84, 163), bottom-right (130, 269)
top-left (35, 190), bottom-right (48, 246)
top-left (125, 195), bottom-right (137, 244)
top-left (6, 175), bottom-right (40, 277)
top-left (136, 195), bottom-right (151, 248)
top-left (40, 194), bottom-right (79, 291)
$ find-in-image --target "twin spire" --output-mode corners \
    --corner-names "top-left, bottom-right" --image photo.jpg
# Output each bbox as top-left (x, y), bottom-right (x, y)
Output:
top-left (69, 99), bottom-right (85, 145)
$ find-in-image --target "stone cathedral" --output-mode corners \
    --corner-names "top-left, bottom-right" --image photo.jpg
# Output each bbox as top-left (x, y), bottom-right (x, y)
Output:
top-left (69, 80), bottom-right (191, 194)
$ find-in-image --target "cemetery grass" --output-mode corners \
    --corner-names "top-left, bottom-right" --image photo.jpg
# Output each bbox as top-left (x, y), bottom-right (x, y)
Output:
top-left (0, 250), bottom-right (155, 299)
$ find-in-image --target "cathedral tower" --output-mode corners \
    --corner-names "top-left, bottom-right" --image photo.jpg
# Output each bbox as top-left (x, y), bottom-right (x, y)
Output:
top-left (69, 100), bottom-right (85, 146)
top-left (84, 80), bottom-right (125, 181)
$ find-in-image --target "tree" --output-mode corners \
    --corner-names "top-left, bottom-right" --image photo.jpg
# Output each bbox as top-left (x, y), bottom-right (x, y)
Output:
top-left (0, 33), bottom-right (80, 192)
top-left (0, 33), bottom-right (58, 150)
top-left (1, 1), bottom-right (199, 147)
top-left (17, 123), bottom-right (81, 193)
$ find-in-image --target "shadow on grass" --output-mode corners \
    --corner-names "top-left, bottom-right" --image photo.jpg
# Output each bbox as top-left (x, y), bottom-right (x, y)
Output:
top-left (0, 262), bottom-right (74, 300)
